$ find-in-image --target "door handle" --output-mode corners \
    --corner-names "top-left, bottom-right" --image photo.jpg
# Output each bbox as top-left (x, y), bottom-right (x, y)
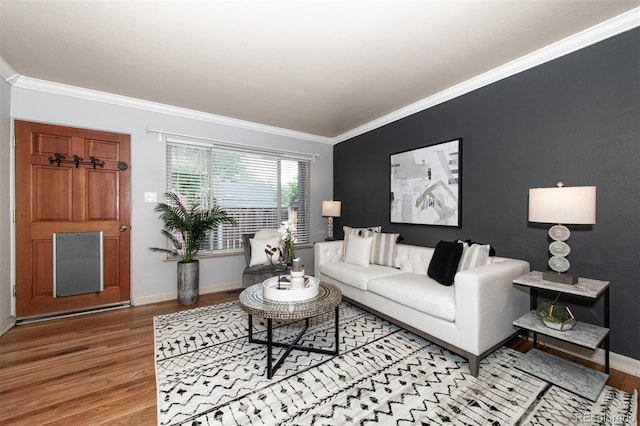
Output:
top-left (119, 225), bottom-right (128, 232)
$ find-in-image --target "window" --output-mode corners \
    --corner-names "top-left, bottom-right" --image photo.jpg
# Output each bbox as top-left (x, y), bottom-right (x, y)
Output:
top-left (166, 140), bottom-right (310, 254)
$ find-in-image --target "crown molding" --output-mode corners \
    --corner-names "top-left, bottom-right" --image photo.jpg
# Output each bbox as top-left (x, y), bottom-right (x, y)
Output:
top-left (0, 57), bottom-right (20, 84)
top-left (332, 7), bottom-right (640, 144)
top-left (11, 76), bottom-right (333, 144)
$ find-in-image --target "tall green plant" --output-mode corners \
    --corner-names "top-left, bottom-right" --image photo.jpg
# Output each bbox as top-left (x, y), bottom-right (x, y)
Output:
top-left (149, 192), bottom-right (237, 263)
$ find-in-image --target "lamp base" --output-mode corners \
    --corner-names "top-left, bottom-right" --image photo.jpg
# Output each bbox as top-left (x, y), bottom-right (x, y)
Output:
top-left (543, 271), bottom-right (578, 285)
top-left (326, 217), bottom-right (334, 240)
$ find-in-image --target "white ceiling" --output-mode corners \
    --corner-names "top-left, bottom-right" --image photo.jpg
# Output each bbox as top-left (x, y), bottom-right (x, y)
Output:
top-left (1, 1), bottom-right (638, 141)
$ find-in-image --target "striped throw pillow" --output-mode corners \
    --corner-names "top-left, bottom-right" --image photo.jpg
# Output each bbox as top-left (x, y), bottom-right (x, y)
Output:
top-left (368, 232), bottom-right (400, 267)
top-left (457, 241), bottom-right (491, 271)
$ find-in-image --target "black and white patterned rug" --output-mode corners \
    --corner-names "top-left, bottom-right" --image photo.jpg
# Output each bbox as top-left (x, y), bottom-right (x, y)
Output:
top-left (154, 301), bottom-right (637, 425)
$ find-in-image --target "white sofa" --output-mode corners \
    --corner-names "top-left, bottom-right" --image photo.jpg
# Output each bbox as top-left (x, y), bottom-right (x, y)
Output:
top-left (314, 240), bottom-right (530, 377)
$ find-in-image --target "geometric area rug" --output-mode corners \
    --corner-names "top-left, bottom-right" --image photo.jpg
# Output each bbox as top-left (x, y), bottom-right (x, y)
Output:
top-left (154, 301), bottom-right (638, 426)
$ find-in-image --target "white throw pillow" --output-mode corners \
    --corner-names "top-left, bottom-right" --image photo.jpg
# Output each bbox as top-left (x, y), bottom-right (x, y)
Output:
top-left (341, 225), bottom-right (382, 261)
top-left (254, 229), bottom-right (280, 240)
top-left (457, 241), bottom-right (491, 271)
top-left (344, 235), bottom-right (374, 268)
top-left (249, 237), bottom-right (281, 267)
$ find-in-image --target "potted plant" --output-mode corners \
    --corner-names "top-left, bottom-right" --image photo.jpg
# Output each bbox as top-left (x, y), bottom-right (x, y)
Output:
top-left (150, 192), bottom-right (237, 305)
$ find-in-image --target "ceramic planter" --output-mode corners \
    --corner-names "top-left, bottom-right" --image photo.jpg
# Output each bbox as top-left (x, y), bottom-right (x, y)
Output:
top-left (177, 260), bottom-right (199, 305)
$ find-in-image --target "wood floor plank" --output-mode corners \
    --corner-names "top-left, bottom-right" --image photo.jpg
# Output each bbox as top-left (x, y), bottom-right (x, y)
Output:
top-left (1, 289), bottom-right (637, 425)
top-left (1, 357), bottom-right (155, 416)
top-left (1, 341), bottom-right (150, 391)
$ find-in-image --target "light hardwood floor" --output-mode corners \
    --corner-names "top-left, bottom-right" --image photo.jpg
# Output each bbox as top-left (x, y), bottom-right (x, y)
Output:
top-left (1, 290), bottom-right (638, 425)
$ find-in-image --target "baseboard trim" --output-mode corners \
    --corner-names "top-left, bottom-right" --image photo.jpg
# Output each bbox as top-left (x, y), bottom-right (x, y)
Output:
top-left (132, 282), bottom-right (242, 306)
top-left (529, 334), bottom-right (640, 377)
top-left (15, 302), bottom-right (131, 325)
top-left (0, 316), bottom-right (16, 336)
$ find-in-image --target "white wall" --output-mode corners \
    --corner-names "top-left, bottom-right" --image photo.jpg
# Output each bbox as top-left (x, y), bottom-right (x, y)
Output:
top-left (0, 74), bottom-right (13, 332)
top-left (8, 86), bottom-right (334, 307)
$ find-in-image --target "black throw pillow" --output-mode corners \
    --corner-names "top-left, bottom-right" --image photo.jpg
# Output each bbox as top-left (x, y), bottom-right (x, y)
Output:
top-left (428, 241), bottom-right (463, 286)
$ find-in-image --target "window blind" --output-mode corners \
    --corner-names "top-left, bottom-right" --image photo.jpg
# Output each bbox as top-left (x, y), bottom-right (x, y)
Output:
top-left (166, 140), bottom-right (310, 254)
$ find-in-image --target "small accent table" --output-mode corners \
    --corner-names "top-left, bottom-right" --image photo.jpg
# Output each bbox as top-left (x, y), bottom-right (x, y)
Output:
top-left (238, 281), bottom-right (342, 379)
top-left (512, 271), bottom-right (610, 401)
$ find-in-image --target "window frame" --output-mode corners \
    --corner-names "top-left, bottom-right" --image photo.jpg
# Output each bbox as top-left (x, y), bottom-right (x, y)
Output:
top-left (165, 138), bottom-right (311, 257)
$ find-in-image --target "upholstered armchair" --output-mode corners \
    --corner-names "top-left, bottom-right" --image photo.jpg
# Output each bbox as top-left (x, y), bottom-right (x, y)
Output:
top-left (241, 230), bottom-right (285, 288)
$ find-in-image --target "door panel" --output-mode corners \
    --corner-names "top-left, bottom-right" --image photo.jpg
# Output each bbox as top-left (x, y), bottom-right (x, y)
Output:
top-left (32, 240), bottom-right (53, 296)
top-left (33, 133), bottom-right (72, 156)
top-left (103, 238), bottom-right (119, 288)
top-left (33, 166), bottom-right (73, 221)
top-left (87, 139), bottom-right (119, 159)
top-left (15, 120), bottom-right (131, 318)
top-left (86, 170), bottom-right (119, 220)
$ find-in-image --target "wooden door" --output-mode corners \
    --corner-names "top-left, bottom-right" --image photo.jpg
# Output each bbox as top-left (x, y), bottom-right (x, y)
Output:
top-left (15, 121), bottom-right (131, 318)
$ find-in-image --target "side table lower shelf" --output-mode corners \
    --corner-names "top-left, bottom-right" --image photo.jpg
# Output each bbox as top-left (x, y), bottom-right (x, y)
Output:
top-left (514, 348), bottom-right (608, 401)
top-left (514, 311), bottom-right (609, 350)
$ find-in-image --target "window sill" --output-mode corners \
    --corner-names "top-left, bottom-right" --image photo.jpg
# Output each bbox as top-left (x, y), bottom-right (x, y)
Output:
top-left (160, 243), bottom-right (314, 262)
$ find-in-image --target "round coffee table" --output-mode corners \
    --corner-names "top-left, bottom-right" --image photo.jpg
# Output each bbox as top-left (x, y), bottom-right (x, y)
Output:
top-left (238, 282), bottom-right (342, 379)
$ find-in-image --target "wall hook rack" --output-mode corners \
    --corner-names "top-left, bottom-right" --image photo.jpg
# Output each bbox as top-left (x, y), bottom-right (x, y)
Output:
top-left (48, 153), bottom-right (105, 169)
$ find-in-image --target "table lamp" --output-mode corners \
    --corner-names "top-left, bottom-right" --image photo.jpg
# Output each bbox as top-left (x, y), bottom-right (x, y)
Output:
top-left (528, 182), bottom-right (596, 284)
top-left (322, 200), bottom-right (341, 240)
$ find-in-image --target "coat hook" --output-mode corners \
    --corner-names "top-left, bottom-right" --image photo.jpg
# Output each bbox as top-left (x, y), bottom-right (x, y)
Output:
top-left (48, 153), bottom-right (105, 169)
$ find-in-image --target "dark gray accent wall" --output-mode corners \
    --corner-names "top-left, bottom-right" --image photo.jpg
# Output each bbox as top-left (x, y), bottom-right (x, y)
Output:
top-left (334, 29), bottom-right (639, 360)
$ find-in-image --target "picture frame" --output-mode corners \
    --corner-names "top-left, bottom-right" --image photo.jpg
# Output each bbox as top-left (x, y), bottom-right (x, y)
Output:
top-left (390, 138), bottom-right (462, 227)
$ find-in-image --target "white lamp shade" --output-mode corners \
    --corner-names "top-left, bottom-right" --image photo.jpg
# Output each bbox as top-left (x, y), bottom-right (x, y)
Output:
top-left (322, 200), bottom-right (341, 217)
top-left (528, 186), bottom-right (596, 224)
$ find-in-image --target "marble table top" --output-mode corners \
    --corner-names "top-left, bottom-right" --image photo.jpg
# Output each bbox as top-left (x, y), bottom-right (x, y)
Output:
top-left (514, 271), bottom-right (609, 298)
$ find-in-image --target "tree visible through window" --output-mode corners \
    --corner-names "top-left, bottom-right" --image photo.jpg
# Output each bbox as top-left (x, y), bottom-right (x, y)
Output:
top-left (166, 141), bottom-right (310, 254)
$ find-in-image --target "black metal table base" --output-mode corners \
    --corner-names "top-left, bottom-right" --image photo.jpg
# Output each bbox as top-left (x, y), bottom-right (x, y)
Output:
top-left (248, 306), bottom-right (340, 379)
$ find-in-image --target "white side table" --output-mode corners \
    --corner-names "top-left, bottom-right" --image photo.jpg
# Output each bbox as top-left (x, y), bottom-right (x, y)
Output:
top-left (512, 271), bottom-right (609, 401)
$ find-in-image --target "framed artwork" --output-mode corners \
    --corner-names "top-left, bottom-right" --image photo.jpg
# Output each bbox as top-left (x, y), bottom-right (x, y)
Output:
top-left (390, 138), bottom-right (462, 227)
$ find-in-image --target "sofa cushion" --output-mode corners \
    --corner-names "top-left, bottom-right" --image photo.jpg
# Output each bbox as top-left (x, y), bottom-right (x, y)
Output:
top-left (242, 263), bottom-right (283, 287)
top-left (427, 241), bottom-right (463, 285)
top-left (320, 262), bottom-right (402, 291)
top-left (368, 273), bottom-right (456, 322)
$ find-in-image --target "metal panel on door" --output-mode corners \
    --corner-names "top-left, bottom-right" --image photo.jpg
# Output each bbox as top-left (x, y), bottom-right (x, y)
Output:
top-left (53, 231), bottom-right (104, 297)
